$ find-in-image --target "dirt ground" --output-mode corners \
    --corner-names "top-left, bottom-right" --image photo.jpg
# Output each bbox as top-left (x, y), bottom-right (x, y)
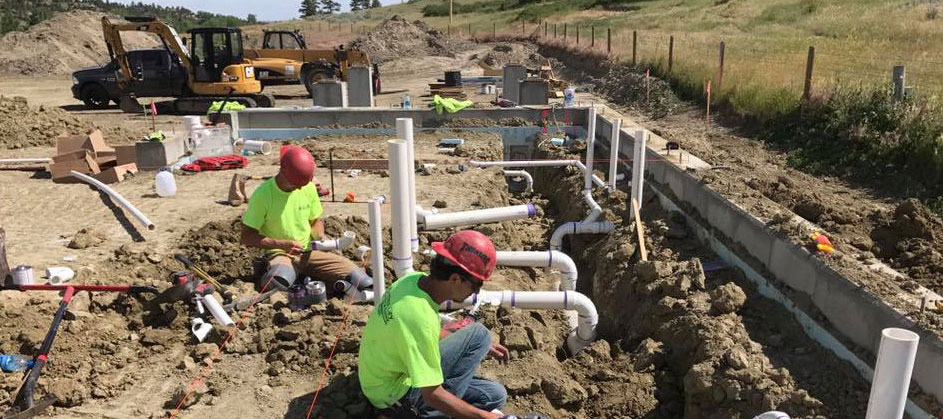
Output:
top-left (2, 14), bottom-right (943, 418)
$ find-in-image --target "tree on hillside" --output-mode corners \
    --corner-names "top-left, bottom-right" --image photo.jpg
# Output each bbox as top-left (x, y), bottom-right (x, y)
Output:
top-left (351, 0), bottom-right (367, 11)
top-left (370, 0), bottom-right (382, 8)
top-left (247, 13), bottom-right (257, 23)
top-left (299, 0), bottom-right (319, 17)
top-left (321, 0), bottom-right (341, 14)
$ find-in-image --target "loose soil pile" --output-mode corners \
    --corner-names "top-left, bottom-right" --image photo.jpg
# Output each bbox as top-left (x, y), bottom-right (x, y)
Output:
top-left (349, 15), bottom-right (471, 64)
top-left (0, 10), bottom-right (159, 76)
top-left (0, 96), bottom-right (141, 149)
top-left (472, 43), bottom-right (546, 69)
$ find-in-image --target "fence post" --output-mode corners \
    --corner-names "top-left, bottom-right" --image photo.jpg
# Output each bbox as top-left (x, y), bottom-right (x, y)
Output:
top-left (468, 23), bottom-right (472, 37)
top-left (893, 65), bottom-right (906, 100)
top-left (632, 30), bottom-right (637, 65)
top-left (544, 21), bottom-right (548, 37)
top-left (449, 0), bottom-right (453, 25)
top-left (607, 27), bottom-right (611, 54)
top-left (522, 20), bottom-right (525, 35)
top-left (668, 35), bottom-right (674, 73)
top-left (576, 24), bottom-right (580, 45)
top-left (591, 26), bottom-right (595, 48)
top-left (564, 23), bottom-right (568, 42)
top-left (717, 40), bottom-right (726, 91)
top-left (493, 22), bottom-right (496, 39)
top-left (448, 25), bottom-right (451, 36)
top-left (554, 23), bottom-right (557, 38)
top-left (803, 46), bottom-right (815, 101)
top-left (351, 23), bottom-right (354, 33)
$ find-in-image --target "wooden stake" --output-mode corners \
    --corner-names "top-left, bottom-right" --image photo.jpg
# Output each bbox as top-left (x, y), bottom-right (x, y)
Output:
top-left (668, 35), bottom-right (674, 73)
top-left (706, 80), bottom-right (712, 131)
top-left (591, 25), bottom-right (595, 48)
top-left (576, 24), bottom-right (580, 45)
top-left (632, 198), bottom-right (648, 261)
top-left (607, 27), bottom-right (611, 54)
top-left (632, 30), bottom-right (638, 65)
top-left (493, 22), bottom-right (496, 39)
top-left (717, 40), bottom-right (726, 91)
top-left (803, 46), bottom-right (815, 101)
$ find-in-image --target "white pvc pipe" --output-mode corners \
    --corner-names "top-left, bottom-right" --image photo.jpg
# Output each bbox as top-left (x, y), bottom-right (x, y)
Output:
top-left (388, 139), bottom-right (414, 278)
top-left (201, 294), bottom-right (235, 326)
top-left (630, 129), bottom-right (648, 214)
top-left (368, 198), bottom-right (386, 304)
top-left (70, 170), bottom-right (155, 230)
top-left (550, 220), bottom-right (616, 251)
top-left (311, 231), bottom-right (356, 251)
top-left (496, 250), bottom-right (578, 291)
top-left (581, 189), bottom-right (602, 223)
top-left (242, 140), bottom-right (273, 155)
top-left (396, 118), bottom-right (419, 253)
top-left (584, 106), bottom-right (597, 191)
top-left (442, 290), bottom-right (598, 354)
top-left (865, 328), bottom-right (920, 419)
top-left (609, 118), bottom-right (622, 192)
top-left (422, 204), bottom-right (537, 230)
top-left (503, 170), bottom-right (533, 193)
top-left (470, 160), bottom-right (605, 188)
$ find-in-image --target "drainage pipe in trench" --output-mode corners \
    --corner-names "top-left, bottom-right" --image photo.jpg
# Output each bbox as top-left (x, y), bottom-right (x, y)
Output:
top-left (388, 139), bottom-right (414, 278)
top-left (469, 160), bottom-right (606, 189)
top-left (584, 106), bottom-right (597, 191)
top-left (368, 198), bottom-right (386, 304)
top-left (503, 170), bottom-right (533, 193)
top-left (422, 204), bottom-right (537, 230)
top-left (496, 250), bottom-right (581, 333)
top-left (548, 189), bottom-right (615, 250)
top-left (442, 290), bottom-right (598, 355)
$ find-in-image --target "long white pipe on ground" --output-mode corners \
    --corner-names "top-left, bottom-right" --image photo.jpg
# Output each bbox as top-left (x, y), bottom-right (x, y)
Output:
top-left (469, 160), bottom-right (606, 189)
top-left (609, 118), bottom-right (622, 192)
top-left (311, 231), bottom-right (356, 251)
top-left (70, 170), bottom-right (155, 230)
top-left (503, 170), bottom-right (533, 193)
top-left (387, 139), bottom-right (413, 278)
top-left (368, 199), bottom-right (386, 304)
top-left (865, 328), bottom-right (920, 419)
top-left (442, 290), bottom-right (598, 355)
top-left (630, 129), bottom-right (648, 216)
top-left (584, 106), bottom-right (597, 191)
top-left (397, 118), bottom-right (420, 253)
top-left (422, 204), bottom-right (537, 230)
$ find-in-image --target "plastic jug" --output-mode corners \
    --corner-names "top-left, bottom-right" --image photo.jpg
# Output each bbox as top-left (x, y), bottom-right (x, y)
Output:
top-left (155, 167), bottom-right (177, 197)
top-left (563, 87), bottom-right (576, 107)
top-left (402, 94), bottom-right (412, 109)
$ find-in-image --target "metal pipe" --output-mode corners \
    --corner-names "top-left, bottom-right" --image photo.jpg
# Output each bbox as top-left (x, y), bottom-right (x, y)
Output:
top-left (70, 170), bottom-right (155, 230)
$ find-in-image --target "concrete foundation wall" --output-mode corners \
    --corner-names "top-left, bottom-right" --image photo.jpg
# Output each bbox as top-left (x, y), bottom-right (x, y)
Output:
top-left (594, 113), bottom-right (943, 404)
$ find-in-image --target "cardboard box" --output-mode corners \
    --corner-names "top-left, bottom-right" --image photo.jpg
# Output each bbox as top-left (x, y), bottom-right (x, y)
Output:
top-left (52, 149), bottom-right (94, 164)
top-left (115, 146), bottom-right (136, 165)
top-left (55, 133), bottom-right (88, 155)
top-left (49, 157), bottom-right (100, 184)
top-left (93, 163), bottom-right (137, 184)
top-left (86, 130), bottom-right (115, 156)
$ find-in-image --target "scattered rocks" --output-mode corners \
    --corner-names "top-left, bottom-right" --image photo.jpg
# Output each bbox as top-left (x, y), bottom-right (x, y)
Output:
top-left (540, 375), bottom-right (588, 408)
top-left (710, 282), bottom-right (747, 314)
top-left (433, 199), bottom-right (448, 209)
top-left (68, 228), bottom-right (107, 249)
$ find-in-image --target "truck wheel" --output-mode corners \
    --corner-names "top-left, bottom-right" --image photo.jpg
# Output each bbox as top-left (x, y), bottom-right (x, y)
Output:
top-left (81, 84), bottom-right (111, 109)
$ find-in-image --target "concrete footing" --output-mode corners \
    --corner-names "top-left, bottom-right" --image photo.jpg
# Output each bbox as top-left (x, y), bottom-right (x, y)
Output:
top-left (347, 66), bottom-right (373, 107)
top-left (312, 81), bottom-right (348, 107)
top-left (502, 64), bottom-right (527, 104)
top-left (519, 78), bottom-right (549, 105)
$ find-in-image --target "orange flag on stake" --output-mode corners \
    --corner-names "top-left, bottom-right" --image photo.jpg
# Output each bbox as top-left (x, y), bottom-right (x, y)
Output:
top-left (150, 100), bottom-right (158, 116)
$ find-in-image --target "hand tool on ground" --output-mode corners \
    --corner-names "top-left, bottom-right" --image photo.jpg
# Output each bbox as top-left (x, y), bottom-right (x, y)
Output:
top-left (223, 288), bottom-right (278, 312)
top-left (0, 284), bottom-right (157, 419)
top-left (173, 254), bottom-right (233, 304)
top-left (154, 272), bottom-right (215, 305)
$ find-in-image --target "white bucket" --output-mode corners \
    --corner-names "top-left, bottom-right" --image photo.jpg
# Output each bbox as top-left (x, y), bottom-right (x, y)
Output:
top-left (242, 140), bottom-right (273, 155)
top-left (184, 116), bottom-right (203, 132)
top-left (12, 265), bottom-right (34, 285)
top-left (46, 267), bottom-right (75, 285)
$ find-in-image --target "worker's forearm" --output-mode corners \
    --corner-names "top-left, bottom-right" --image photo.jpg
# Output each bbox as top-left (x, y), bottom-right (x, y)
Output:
top-left (422, 386), bottom-right (493, 419)
top-left (311, 218), bottom-right (325, 240)
top-left (241, 225), bottom-right (286, 250)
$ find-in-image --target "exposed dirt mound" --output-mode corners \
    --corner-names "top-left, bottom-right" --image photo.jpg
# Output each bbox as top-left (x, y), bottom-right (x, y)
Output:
top-left (592, 62), bottom-right (682, 119)
top-left (0, 96), bottom-right (94, 149)
top-left (349, 15), bottom-right (470, 64)
top-left (0, 10), bottom-right (159, 76)
top-left (471, 43), bottom-right (545, 69)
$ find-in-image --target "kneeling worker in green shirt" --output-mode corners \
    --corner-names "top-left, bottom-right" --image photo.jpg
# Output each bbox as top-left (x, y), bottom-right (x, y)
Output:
top-left (241, 146), bottom-right (372, 294)
top-left (359, 230), bottom-right (510, 419)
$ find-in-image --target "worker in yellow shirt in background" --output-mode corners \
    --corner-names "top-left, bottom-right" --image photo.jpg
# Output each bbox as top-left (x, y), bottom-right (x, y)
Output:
top-left (359, 231), bottom-right (511, 419)
top-left (240, 146), bottom-right (372, 296)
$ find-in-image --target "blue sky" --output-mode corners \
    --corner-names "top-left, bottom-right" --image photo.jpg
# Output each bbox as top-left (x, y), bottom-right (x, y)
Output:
top-left (110, 0), bottom-right (398, 22)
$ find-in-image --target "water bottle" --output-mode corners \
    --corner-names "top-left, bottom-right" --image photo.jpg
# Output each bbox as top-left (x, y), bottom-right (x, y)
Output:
top-left (563, 87), bottom-right (576, 107)
top-left (0, 355), bottom-right (34, 373)
top-left (155, 167), bottom-right (177, 197)
top-left (402, 94), bottom-right (412, 109)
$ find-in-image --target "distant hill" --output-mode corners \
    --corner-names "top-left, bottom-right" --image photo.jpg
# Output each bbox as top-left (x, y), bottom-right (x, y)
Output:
top-left (0, 0), bottom-right (251, 36)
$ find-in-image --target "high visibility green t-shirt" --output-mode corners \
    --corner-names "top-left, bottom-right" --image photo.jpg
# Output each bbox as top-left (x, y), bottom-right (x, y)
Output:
top-left (242, 177), bottom-right (323, 253)
top-left (358, 272), bottom-right (443, 408)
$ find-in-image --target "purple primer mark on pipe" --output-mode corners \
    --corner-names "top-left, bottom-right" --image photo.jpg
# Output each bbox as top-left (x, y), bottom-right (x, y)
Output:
top-left (563, 291), bottom-right (569, 309)
top-left (571, 222), bottom-right (578, 234)
top-left (511, 292), bottom-right (516, 308)
top-left (547, 250), bottom-right (553, 268)
top-left (527, 203), bottom-right (536, 218)
top-left (392, 256), bottom-right (412, 261)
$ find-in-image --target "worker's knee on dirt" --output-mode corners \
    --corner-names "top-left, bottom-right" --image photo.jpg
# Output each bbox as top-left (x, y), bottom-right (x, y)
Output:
top-left (345, 270), bottom-right (373, 290)
top-left (451, 322), bottom-right (491, 358)
top-left (467, 379), bottom-right (507, 412)
top-left (261, 263), bottom-right (297, 291)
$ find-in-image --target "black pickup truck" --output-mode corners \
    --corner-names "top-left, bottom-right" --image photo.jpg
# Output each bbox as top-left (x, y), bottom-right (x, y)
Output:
top-left (71, 48), bottom-right (187, 109)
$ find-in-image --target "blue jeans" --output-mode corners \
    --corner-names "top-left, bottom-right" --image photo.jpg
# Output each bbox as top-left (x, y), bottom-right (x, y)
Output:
top-left (404, 323), bottom-right (507, 418)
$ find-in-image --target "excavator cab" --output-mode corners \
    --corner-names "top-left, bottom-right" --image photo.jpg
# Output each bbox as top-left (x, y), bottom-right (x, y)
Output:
top-left (189, 27), bottom-right (245, 83)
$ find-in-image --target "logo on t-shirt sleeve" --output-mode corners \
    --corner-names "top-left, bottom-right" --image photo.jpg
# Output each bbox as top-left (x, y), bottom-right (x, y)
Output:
top-left (378, 292), bottom-right (393, 324)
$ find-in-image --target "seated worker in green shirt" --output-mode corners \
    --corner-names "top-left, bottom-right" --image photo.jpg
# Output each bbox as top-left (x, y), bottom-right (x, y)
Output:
top-left (359, 230), bottom-right (510, 419)
top-left (240, 146), bottom-right (372, 295)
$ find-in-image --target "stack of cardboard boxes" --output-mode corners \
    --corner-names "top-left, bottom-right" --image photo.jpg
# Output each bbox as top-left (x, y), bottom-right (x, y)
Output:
top-left (49, 130), bottom-right (138, 184)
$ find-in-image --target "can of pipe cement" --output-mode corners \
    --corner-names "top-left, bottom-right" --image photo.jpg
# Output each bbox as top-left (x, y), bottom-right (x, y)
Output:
top-left (12, 265), bottom-right (33, 285)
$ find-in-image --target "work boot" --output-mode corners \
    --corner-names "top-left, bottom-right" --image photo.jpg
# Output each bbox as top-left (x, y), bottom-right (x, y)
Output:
top-left (345, 270), bottom-right (373, 290)
top-left (261, 263), bottom-right (297, 292)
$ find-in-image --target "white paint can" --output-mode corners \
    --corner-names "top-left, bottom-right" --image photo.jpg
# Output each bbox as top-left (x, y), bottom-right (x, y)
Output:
top-left (12, 265), bottom-right (34, 285)
top-left (242, 140), bottom-right (273, 155)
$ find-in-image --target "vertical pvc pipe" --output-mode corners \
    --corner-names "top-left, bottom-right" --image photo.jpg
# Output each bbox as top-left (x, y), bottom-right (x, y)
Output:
top-left (608, 118), bottom-right (622, 192)
top-left (388, 139), bottom-right (413, 278)
top-left (630, 129), bottom-right (647, 217)
top-left (368, 198), bottom-right (385, 304)
top-left (396, 118), bottom-right (419, 252)
top-left (865, 328), bottom-right (920, 419)
top-left (583, 107), bottom-right (597, 192)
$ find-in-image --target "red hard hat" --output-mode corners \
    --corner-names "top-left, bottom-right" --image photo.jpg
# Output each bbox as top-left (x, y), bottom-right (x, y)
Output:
top-left (279, 146), bottom-right (316, 187)
top-left (431, 230), bottom-right (497, 282)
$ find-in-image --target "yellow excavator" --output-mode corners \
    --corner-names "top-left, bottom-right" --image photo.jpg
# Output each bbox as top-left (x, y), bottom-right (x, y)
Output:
top-left (244, 29), bottom-right (381, 95)
top-left (102, 16), bottom-right (275, 114)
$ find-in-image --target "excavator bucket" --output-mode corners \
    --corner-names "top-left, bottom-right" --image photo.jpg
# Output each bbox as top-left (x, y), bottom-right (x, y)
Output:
top-left (118, 94), bottom-right (143, 114)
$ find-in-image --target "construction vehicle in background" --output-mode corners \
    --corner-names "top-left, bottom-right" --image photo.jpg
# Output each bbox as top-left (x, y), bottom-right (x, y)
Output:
top-left (244, 29), bottom-right (381, 96)
top-left (100, 16), bottom-right (274, 114)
